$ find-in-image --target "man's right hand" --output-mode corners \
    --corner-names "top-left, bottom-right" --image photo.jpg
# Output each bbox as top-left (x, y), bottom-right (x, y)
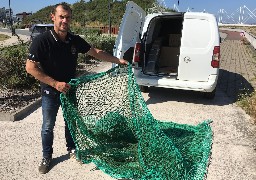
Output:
top-left (54, 81), bottom-right (71, 94)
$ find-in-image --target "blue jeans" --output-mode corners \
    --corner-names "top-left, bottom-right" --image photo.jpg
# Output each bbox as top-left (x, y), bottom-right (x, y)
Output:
top-left (41, 93), bottom-right (75, 158)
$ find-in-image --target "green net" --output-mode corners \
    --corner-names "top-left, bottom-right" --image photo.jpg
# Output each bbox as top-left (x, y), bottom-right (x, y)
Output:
top-left (60, 64), bottom-right (213, 180)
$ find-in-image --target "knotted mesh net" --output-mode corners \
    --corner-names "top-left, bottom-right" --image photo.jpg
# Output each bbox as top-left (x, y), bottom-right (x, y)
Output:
top-left (60, 64), bottom-right (212, 180)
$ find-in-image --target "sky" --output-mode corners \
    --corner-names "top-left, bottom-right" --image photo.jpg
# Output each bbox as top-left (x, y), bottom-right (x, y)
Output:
top-left (0, 0), bottom-right (255, 23)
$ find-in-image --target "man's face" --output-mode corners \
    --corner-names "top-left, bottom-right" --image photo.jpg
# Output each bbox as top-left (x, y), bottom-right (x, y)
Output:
top-left (51, 6), bottom-right (71, 32)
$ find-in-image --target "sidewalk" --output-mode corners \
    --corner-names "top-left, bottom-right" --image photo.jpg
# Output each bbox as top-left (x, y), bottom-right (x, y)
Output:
top-left (218, 30), bottom-right (256, 101)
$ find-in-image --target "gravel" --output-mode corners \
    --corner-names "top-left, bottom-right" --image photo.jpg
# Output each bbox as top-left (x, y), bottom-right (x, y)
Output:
top-left (0, 89), bottom-right (40, 113)
top-left (1, 61), bottom-right (256, 180)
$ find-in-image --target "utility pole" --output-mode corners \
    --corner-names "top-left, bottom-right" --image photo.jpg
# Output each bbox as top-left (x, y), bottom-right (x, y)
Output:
top-left (9, 0), bottom-right (11, 25)
top-left (108, 0), bottom-right (111, 37)
top-left (9, 0), bottom-right (15, 35)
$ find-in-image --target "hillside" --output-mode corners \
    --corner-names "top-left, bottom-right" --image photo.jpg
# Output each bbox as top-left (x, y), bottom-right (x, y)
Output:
top-left (24, 0), bottom-right (174, 27)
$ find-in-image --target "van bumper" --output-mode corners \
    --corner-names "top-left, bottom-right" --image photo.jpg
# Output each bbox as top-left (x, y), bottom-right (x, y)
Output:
top-left (134, 72), bottom-right (218, 92)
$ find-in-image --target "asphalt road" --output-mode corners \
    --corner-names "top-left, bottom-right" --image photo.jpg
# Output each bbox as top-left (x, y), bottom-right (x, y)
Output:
top-left (0, 27), bottom-right (31, 36)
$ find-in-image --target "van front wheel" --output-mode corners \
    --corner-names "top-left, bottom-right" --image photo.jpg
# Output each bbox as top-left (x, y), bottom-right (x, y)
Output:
top-left (203, 88), bottom-right (216, 99)
top-left (139, 85), bottom-right (149, 92)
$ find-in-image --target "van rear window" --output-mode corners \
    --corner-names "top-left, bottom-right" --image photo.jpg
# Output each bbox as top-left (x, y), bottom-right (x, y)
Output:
top-left (182, 19), bottom-right (212, 48)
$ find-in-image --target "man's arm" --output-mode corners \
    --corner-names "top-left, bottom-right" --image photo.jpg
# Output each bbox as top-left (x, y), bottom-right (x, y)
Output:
top-left (87, 47), bottom-right (128, 65)
top-left (25, 60), bottom-right (70, 94)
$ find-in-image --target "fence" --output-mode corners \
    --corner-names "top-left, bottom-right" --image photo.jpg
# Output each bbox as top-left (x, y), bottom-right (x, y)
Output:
top-left (85, 26), bottom-right (119, 35)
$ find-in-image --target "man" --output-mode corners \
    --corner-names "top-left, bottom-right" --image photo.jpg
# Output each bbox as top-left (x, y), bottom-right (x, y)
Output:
top-left (26, 2), bottom-right (128, 174)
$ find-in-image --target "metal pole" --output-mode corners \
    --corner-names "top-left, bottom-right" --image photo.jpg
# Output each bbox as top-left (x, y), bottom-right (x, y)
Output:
top-left (9, 0), bottom-right (12, 26)
top-left (9, 0), bottom-right (15, 35)
top-left (108, 0), bottom-right (111, 37)
top-left (9, 0), bottom-right (11, 22)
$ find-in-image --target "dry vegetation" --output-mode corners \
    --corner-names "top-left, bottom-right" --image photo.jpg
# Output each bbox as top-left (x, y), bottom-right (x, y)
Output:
top-left (0, 34), bottom-right (10, 41)
top-left (241, 26), bottom-right (256, 37)
top-left (220, 25), bottom-right (256, 123)
top-left (238, 92), bottom-right (256, 124)
top-left (237, 40), bottom-right (256, 123)
top-left (234, 26), bottom-right (256, 123)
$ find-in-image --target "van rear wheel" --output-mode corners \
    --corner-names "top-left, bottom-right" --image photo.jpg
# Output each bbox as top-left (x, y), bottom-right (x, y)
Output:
top-left (139, 85), bottom-right (149, 92)
top-left (203, 88), bottom-right (216, 99)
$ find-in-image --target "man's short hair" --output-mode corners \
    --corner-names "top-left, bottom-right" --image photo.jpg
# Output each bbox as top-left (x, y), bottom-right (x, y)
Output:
top-left (51, 2), bottom-right (72, 15)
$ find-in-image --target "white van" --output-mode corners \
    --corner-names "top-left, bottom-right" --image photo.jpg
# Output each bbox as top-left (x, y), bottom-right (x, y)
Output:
top-left (113, 1), bottom-right (220, 98)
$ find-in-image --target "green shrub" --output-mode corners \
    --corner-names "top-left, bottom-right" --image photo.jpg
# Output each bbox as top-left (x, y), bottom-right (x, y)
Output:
top-left (0, 32), bottom-right (115, 91)
top-left (0, 42), bottom-right (40, 91)
top-left (81, 32), bottom-right (116, 61)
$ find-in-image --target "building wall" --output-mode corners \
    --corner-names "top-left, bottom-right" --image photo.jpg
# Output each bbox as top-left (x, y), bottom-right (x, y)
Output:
top-left (5, 9), bottom-right (12, 19)
top-left (16, 12), bottom-right (32, 22)
top-left (0, 7), bottom-right (6, 21)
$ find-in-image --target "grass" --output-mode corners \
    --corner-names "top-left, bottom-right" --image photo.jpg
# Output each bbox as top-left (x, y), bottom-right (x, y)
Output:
top-left (0, 34), bottom-right (11, 41)
top-left (238, 92), bottom-right (256, 124)
top-left (237, 35), bottom-right (256, 124)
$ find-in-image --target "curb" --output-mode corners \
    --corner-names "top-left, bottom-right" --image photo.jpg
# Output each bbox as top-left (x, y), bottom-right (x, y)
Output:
top-left (0, 98), bottom-right (41, 121)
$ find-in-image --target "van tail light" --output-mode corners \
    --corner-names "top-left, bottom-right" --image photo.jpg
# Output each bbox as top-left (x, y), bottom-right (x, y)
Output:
top-left (133, 42), bottom-right (141, 62)
top-left (211, 46), bottom-right (220, 68)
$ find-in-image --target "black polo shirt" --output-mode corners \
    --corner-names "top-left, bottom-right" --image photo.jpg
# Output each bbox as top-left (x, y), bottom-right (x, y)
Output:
top-left (28, 30), bottom-right (91, 83)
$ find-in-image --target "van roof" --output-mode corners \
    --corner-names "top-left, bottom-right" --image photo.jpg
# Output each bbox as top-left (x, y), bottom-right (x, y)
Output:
top-left (33, 24), bottom-right (54, 27)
